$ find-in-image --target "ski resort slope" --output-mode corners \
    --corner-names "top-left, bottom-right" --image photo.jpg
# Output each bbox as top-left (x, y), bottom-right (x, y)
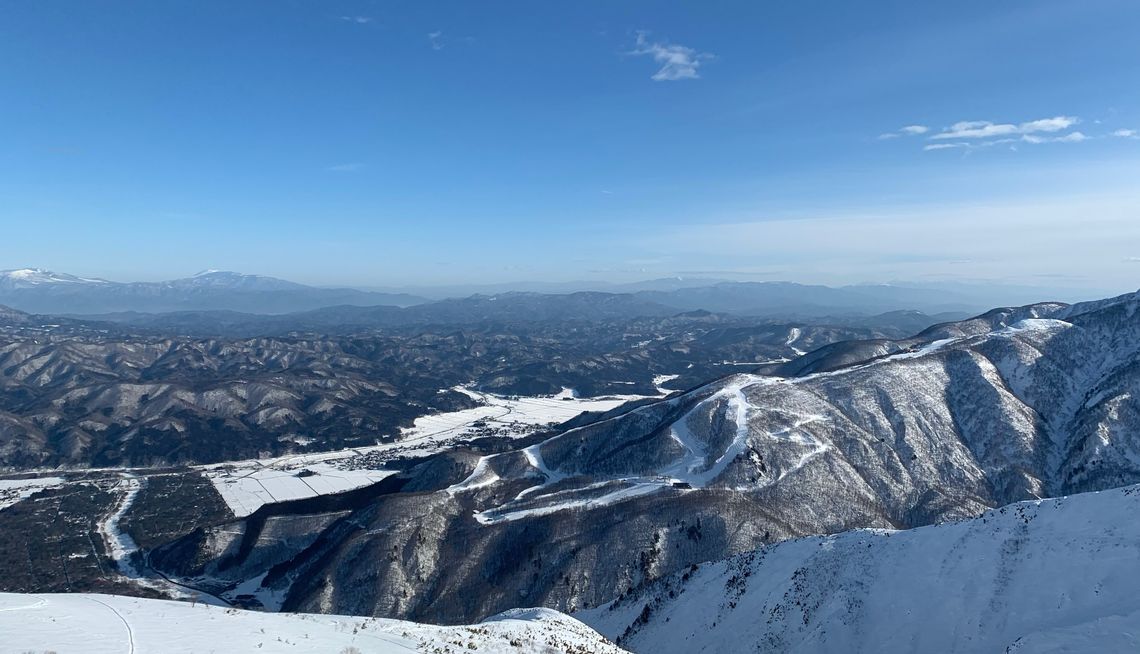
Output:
top-left (0, 592), bottom-right (627, 654)
top-left (581, 484), bottom-right (1140, 654)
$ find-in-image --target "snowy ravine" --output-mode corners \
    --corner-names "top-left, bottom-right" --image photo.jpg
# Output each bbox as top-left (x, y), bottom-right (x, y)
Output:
top-left (95, 474), bottom-right (207, 601)
top-left (580, 483), bottom-right (1140, 654)
top-left (0, 593), bottom-right (627, 654)
top-left (97, 474), bottom-right (145, 578)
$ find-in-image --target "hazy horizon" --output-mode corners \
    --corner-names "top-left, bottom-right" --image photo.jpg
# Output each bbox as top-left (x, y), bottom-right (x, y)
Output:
top-left (2, 264), bottom-right (1128, 308)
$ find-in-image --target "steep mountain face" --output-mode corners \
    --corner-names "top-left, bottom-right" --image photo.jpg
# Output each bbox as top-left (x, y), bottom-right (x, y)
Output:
top-left (160, 291), bottom-right (1140, 625)
top-left (0, 269), bottom-right (428, 314)
top-left (581, 484), bottom-right (1140, 654)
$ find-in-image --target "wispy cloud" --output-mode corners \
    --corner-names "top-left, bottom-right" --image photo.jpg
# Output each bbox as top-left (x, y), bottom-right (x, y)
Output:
top-left (339, 16), bottom-right (372, 25)
top-left (931, 116), bottom-right (1078, 140)
top-left (1114, 129), bottom-right (1138, 139)
top-left (891, 115), bottom-right (1105, 152)
top-left (923, 142), bottom-right (971, 151)
top-left (629, 31), bottom-right (713, 81)
top-left (327, 163), bottom-right (364, 172)
top-left (879, 125), bottom-right (929, 140)
top-left (1022, 131), bottom-right (1086, 144)
top-left (427, 31), bottom-right (445, 51)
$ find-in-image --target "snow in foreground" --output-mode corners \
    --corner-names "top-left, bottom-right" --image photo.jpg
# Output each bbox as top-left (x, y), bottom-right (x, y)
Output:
top-left (0, 592), bottom-right (626, 654)
top-left (581, 483), bottom-right (1140, 654)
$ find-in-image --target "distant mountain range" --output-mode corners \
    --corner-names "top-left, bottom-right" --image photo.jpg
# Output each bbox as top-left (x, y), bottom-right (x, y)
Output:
top-left (0, 269), bottom-right (429, 314)
top-left (0, 268), bottom-right (1022, 320)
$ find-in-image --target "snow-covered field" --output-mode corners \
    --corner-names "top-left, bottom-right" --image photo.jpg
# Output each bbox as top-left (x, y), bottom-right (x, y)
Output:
top-left (397, 386), bottom-right (649, 443)
top-left (205, 386), bottom-right (659, 517)
top-left (582, 484), bottom-right (1140, 654)
top-left (0, 592), bottom-right (627, 653)
top-left (0, 475), bottom-right (64, 509)
top-left (206, 464), bottom-right (396, 518)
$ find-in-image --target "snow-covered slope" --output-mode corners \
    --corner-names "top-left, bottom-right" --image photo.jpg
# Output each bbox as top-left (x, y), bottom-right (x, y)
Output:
top-left (0, 592), bottom-right (626, 654)
top-left (520, 292), bottom-right (1140, 519)
top-left (580, 483), bottom-right (1140, 654)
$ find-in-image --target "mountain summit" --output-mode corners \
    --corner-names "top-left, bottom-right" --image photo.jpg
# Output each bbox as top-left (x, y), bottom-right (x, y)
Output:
top-left (0, 268), bottom-right (109, 289)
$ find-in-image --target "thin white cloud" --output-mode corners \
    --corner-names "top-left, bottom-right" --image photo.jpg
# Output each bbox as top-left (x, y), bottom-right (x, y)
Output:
top-left (428, 31), bottom-right (445, 50)
top-left (931, 120), bottom-right (1019, 140)
top-left (881, 125), bottom-right (929, 140)
top-left (327, 163), bottom-right (364, 172)
top-left (339, 16), bottom-right (372, 24)
top-left (1019, 116), bottom-right (1079, 133)
top-left (1022, 131), bottom-right (1086, 144)
top-left (922, 132), bottom-right (1088, 152)
top-left (1114, 129), bottom-right (1137, 138)
top-left (912, 116), bottom-right (1098, 152)
top-left (629, 32), bottom-right (713, 81)
top-left (931, 116), bottom-right (1078, 140)
top-left (1057, 131), bottom-right (1087, 142)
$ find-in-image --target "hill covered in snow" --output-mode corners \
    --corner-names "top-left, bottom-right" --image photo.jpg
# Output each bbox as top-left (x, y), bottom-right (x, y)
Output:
top-left (0, 592), bottom-right (625, 654)
top-left (580, 483), bottom-right (1140, 653)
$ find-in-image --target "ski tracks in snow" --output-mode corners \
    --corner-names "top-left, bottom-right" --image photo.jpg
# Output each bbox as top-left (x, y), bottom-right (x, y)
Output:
top-left (86, 595), bottom-right (136, 654)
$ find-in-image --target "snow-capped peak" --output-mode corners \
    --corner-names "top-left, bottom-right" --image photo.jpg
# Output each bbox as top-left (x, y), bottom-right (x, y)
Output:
top-left (0, 268), bottom-right (108, 288)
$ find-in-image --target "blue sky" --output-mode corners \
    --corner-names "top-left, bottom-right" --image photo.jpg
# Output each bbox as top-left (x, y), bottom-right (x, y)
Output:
top-left (2, 0), bottom-right (1139, 291)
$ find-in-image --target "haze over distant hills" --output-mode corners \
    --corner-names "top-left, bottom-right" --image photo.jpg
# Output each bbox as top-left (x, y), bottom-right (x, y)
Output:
top-left (0, 267), bottom-right (1104, 320)
top-left (0, 269), bottom-right (429, 315)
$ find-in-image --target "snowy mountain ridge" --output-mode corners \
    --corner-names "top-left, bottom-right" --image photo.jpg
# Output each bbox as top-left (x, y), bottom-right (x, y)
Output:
top-left (580, 482), bottom-right (1140, 653)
